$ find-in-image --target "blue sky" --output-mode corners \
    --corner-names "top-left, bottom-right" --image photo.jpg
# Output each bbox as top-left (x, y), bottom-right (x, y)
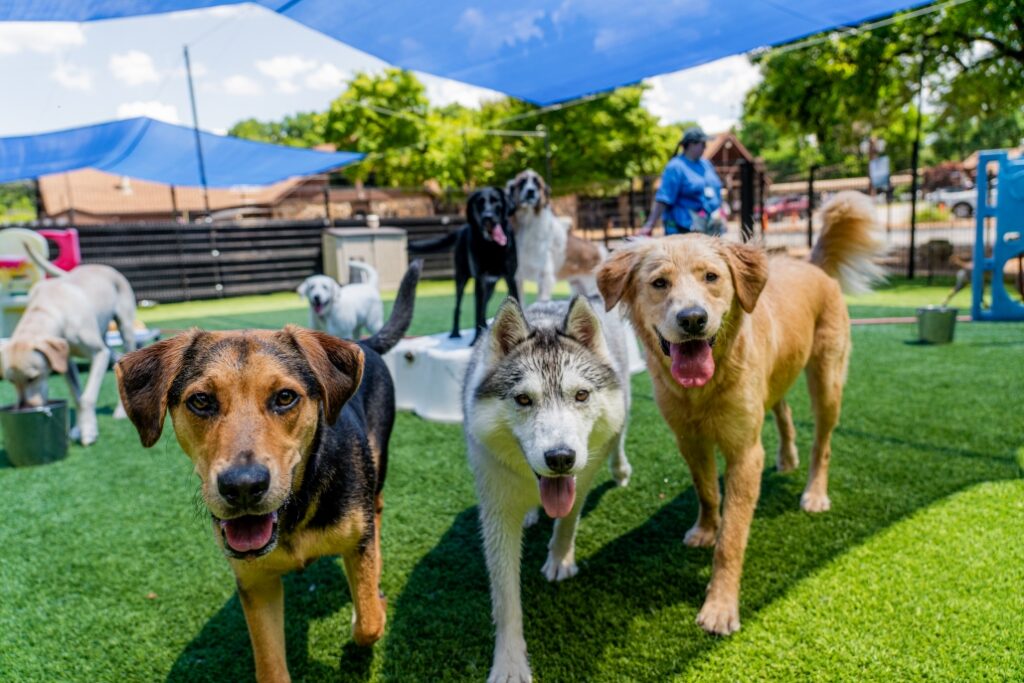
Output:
top-left (0, 3), bottom-right (761, 138)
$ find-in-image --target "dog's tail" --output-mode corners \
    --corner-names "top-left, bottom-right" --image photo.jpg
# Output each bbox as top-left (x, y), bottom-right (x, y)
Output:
top-left (363, 260), bottom-right (422, 355)
top-left (408, 231), bottom-right (458, 254)
top-left (24, 240), bottom-right (67, 278)
top-left (348, 260), bottom-right (379, 290)
top-left (809, 191), bottom-right (887, 294)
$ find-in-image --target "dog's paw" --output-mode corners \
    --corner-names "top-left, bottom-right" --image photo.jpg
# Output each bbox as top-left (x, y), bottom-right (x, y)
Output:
top-left (69, 425), bottom-right (82, 442)
top-left (800, 491), bottom-right (831, 513)
top-left (696, 597), bottom-right (740, 636)
top-left (78, 426), bottom-right (98, 446)
top-left (683, 524), bottom-right (718, 548)
top-left (522, 508), bottom-right (540, 529)
top-left (776, 444), bottom-right (799, 472)
top-left (541, 551), bottom-right (579, 582)
top-left (488, 649), bottom-right (532, 683)
top-left (611, 458), bottom-right (632, 487)
top-left (350, 594), bottom-right (387, 647)
top-left (449, 331), bottom-right (462, 339)
top-left (113, 403), bottom-right (127, 420)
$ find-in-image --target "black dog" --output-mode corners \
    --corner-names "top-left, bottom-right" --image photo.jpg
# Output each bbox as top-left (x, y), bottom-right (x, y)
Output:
top-left (410, 187), bottom-right (520, 341)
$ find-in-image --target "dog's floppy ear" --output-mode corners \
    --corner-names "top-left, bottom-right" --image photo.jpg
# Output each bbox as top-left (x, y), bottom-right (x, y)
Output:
top-left (35, 337), bottom-right (69, 374)
top-left (297, 279), bottom-right (311, 299)
top-left (490, 298), bottom-right (529, 358)
top-left (722, 242), bottom-right (769, 314)
top-left (465, 190), bottom-right (482, 232)
top-left (116, 331), bottom-right (198, 448)
top-left (284, 325), bottom-right (364, 425)
top-left (563, 296), bottom-right (609, 357)
top-left (596, 247), bottom-right (642, 312)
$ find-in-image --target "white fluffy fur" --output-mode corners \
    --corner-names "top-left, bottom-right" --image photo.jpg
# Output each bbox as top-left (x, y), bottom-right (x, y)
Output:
top-left (297, 261), bottom-right (383, 339)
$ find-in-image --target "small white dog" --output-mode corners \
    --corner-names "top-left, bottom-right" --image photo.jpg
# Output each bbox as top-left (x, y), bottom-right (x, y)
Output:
top-left (464, 295), bottom-right (632, 683)
top-left (0, 249), bottom-right (137, 446)
top-left (297, 261), bottom-right (384, 339)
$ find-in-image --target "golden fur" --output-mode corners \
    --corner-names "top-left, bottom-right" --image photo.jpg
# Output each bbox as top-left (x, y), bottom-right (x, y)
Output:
top-left (597, 190), bottom-right (884, 635)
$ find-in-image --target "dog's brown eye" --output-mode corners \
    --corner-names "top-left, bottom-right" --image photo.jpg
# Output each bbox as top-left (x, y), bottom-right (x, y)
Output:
top-left (273, 389), bottom-right (299, 410)
top-left (651, 278), bottom-right (668, 289)
top-left (514, 394), bottom-right (532, 407)
top-left (186, 392), bottom-right (215, 415)
top-left (705, 272), bottom-right (719, 283)
top-left (575, 390), bottom-right (590, 403)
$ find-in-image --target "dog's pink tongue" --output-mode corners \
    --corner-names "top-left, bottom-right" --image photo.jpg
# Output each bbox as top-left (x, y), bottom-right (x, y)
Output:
top-left (222, 514), bottom-right (275, 553)
top-left (492, 224), bottom-right (508, 246)
top-left (538, 476), bottom-right (576, 518)
top-left (670, 341), bottom-right (715, 388)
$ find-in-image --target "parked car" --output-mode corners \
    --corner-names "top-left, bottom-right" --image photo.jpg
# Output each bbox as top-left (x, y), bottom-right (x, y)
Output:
top-left (764, 195), bottom-right (809, 221)
top-left (925, 185), bottom-right (997, 218)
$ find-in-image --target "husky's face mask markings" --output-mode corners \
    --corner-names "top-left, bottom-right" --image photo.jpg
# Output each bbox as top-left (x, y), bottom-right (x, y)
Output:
top-left (474, 298), bottom-right (621, 518)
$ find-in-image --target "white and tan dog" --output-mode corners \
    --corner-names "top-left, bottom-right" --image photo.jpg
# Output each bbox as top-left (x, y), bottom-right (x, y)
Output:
top-left (464, 295), bottom-right (632, 682)
top-left (298, 261), bottom-right (384, 340)
top-left (1, 250), bottom-right (137, 445)
top-left (507, 169), bottom-right (605, 300)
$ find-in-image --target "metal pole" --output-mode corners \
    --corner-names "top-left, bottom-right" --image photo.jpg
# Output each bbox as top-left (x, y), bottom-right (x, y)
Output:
top-left (807, 165), bottom-right (817, 249)
top-left (183, 45), bottom-right (210, 219)
top-left (322, 176), bottom-right (331, 224)
top-left (907, 53), bottom-right (925, 280)
top-left (739, 159), bottom-right (754, 242)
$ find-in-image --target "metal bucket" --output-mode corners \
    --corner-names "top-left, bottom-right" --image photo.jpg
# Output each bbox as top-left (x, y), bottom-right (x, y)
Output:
top-left (917, 306), bottom-right (958, 344)
top-left (0, 400), bottom-right (69, 467)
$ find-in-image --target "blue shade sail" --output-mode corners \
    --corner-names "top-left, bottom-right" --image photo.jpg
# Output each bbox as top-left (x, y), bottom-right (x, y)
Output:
top-left (0, 117), bottom-right (363, 187)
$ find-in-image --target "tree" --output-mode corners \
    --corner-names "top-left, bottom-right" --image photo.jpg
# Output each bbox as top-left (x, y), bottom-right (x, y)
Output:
top-left (740, 0), bottom-right (1024, 177)
top-left (228, 111), bottom-right (326, 148)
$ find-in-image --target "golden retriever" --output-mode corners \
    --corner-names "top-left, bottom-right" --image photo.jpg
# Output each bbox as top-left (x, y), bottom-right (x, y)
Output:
top-left (597, 191), bottom-right (884, 635)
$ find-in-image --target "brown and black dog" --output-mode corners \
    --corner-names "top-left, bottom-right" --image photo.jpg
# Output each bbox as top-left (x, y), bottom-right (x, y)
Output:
top-left (116, 262), bottom-right (421, 683)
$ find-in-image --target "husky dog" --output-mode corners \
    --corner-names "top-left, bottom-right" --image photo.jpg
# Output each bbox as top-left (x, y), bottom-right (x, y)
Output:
top-left (464, 295), bottom-right (632, 683)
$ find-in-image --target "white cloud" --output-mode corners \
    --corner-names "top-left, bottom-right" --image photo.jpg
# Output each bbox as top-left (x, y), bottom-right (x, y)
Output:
top-left (256, 54), bottom-right (316, 92)
top-left (117, 101), bottom-right (180, 124)
top-left (643, 55), bottom-right (762, 131)
top-left (305, 63), bottom-right (347, 91)
top-left (50, 61), bottom-right (93, 91)
top-left (456, 8), bottom-right (545, 56)
top-left (109, 50), bottom-right (160, 86)
top-left (420, 72), bottom-right (501, 108)
top-left (0, 23), bottom-right (85, 55)
top-left (222, 74), bottom-right (263, 96)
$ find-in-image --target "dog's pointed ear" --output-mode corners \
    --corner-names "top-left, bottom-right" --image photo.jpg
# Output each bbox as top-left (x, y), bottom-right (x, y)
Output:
top-left (722, 242), bottom-right (769, 314)
top-left (596, 247), bottom-right (641, 311)
top-left (35, 337), bottom-right (69, 374)
top-left (284, 325), bottom-right (364, 425)
top-left (116, 331), bottom-right (198, 448)
top-left (490, 298), bottom-right (529, 358)
top-left (563, 296), bottom-right (609, 356)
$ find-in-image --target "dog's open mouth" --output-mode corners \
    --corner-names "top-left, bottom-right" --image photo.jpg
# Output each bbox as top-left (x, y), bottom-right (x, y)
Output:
top-left (482, 218), bottom-right (508, 247)
top-left (217, 510), bottom-right (280, 559)
top-left (536, 475), bottom-right (576, 519)
top-left (656, 328), bottom-right (718, 389)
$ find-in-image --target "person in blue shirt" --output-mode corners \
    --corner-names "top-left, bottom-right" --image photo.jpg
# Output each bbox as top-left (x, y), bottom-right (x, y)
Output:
top-left (640, 126), bottom-right (724, 236)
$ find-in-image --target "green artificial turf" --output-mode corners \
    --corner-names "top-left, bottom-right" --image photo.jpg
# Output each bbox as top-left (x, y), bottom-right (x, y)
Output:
top-left (1, 280), bottom-right (1022, 682)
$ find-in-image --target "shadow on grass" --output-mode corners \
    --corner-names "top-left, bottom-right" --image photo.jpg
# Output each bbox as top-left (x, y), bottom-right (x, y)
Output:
top-left (167, 556), bottom-right (373, 683)
top-left (381, 440), bottom-right (1016, 682)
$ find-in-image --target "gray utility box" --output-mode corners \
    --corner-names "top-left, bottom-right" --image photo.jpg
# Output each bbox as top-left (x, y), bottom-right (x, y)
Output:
top-left (322, 227), bottom-right (408, 290)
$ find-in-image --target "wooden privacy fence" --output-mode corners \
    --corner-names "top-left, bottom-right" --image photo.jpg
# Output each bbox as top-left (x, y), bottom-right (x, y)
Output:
top-left (72, 216), bottom-right (463, 303)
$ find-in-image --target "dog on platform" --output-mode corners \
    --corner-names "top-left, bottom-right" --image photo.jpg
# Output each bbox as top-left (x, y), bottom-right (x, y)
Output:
top-left (597, 190), bottom-right (885, 636)
top-left (0, 247), bottom-right (137, 445)
top-left (116, 261), bottom-right (422, 683)
top-left (409, 187), bottom-right (518, 342)
top-left (464, 295), bottom-right (632, 682)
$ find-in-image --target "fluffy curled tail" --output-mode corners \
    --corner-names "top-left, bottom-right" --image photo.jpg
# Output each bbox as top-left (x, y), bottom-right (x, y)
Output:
top-left (347, 260), bottom-right (379, 290)
top-left (810, 191), bottom-right (887, 294)
top-left (363, 260), bottom-right (422, 355)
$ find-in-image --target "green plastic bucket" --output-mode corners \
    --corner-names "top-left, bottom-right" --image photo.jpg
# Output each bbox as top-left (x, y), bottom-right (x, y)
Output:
top-left (916, 306), bottom-right (958, 344)
top-left (0, 400), bottom-right (69, 467)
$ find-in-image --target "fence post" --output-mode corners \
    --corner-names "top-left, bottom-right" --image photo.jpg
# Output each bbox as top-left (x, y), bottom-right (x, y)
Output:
top-left (807, 165), bottom-right (817, 249)
top-left (739, 159), bottom-right (754, 242)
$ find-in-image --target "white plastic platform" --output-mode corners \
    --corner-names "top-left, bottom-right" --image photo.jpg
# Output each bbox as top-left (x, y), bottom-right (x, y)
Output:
top-left (383, 321), bottom-right (647, 424)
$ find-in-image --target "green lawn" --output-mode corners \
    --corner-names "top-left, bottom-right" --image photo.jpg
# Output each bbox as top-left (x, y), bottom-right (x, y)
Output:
top-left (1, 278), bottom-right (1022, 682)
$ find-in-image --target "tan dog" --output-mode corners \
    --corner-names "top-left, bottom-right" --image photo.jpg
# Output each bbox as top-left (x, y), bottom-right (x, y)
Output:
top-left (115, 263), bottom-right (421, 683)
top-left (0, 259), bottom-right (137, 445)
top-left (597, 191), bottom-right (884, 636)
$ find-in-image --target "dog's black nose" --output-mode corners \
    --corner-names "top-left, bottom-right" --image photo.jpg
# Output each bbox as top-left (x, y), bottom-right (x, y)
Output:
top-left (217, 463), bottom-right (271, 507)
top-left (544, 448), bottom-right (576, 474)
top-left (676, 307), bottom-right (708, 334)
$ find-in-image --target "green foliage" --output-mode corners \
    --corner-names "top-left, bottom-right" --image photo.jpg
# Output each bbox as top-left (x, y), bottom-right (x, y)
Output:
top-left (741, 0), bottom-right (1024, 177)
top-left (0, 182), bottom-right (35, 223)
top-left (227, 111), bottom-right (326, 148)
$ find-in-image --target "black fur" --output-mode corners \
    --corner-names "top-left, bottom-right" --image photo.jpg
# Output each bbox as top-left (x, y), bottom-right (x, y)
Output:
top-left (409, 187), bottom-right (519, 341)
